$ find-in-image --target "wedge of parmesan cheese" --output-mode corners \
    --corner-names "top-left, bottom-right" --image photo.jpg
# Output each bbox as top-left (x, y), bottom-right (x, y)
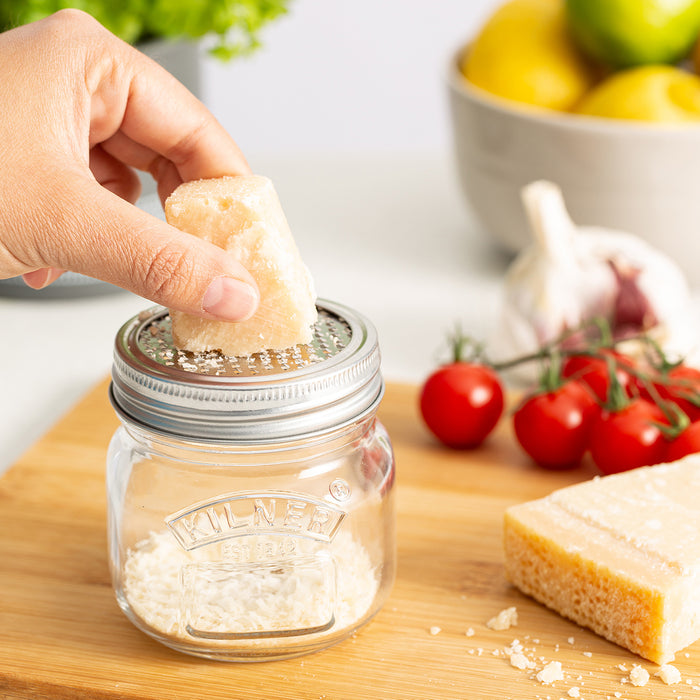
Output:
top-left (504, 455), bottom-right (700, 664)
top-left (166, 175), bottom-right (317, 356)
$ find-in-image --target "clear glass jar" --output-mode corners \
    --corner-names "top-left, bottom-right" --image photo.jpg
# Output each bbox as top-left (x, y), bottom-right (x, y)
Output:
top-left (106, 301), bottom-right (396, 661)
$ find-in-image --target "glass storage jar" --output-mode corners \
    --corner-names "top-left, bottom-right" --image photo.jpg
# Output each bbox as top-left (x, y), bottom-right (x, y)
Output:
top-left (106, 300), bottom-right (396, 661)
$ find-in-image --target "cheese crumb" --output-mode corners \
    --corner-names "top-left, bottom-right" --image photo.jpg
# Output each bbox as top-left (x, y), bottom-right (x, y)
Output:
top-left (655, 664), bottom-right (682, 685)
top-left (537, 661), bottom-right (564, 684)
top-left (567, 688), bottom-right (581, 698)
top-left (582, 652), bottom-right (592, 658)
top-left (510, 653), bottom-right (532, 670)
top-left (486, 606), bottom-right (518, 631)
top-left (567, 637), bottom-right (575, 645)
top-left (466, 627), bottom-right (475, 637)
top-left (628, 665), bottom-right (650, 687)
top-left (429, 626), bottom-right (441, 636)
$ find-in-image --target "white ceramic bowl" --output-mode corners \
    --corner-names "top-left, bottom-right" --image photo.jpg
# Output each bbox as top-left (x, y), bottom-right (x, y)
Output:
top-left (447, 47), bottom-right (700, 286)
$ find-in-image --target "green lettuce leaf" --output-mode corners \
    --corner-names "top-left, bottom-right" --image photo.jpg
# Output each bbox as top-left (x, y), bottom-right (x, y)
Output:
top-left (0, 0), bottom-right (290, 58)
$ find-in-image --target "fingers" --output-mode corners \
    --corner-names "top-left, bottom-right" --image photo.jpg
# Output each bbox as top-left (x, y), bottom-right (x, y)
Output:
top-left (96, 130), bottom-right (193, 204)
top-left (120, 66), bottom-right (251, 184)
top-left (83, 29), bottom-right (251, 186)
top-left (22, 174), bottom-right (259, 320)
top-left (11, 10), bottom-right (251, 190)
top-left (90, 145), bottom-right (142, 203)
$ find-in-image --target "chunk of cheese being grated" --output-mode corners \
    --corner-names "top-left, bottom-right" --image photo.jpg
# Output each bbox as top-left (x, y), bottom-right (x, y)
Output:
top-left (123, 529), bottom-right (377, 645)
top-left (166, 175), bottom-right (317, 356)
top-left (504, 455), bottom-right (700, 664)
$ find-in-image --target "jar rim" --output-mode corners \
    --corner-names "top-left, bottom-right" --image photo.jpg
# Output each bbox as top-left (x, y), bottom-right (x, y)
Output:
top-left (110, 299), bottom-right (384, 442)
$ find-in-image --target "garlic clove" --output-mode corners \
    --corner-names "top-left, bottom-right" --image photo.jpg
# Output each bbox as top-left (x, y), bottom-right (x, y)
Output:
top-left (579, 227), bottom-right (697, 362)
top-left (521, 180), bottom-right (578, 265)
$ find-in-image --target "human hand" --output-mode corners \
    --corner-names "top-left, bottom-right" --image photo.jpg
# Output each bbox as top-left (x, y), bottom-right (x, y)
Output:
top-left (0, 9), bottom-right (259, 321)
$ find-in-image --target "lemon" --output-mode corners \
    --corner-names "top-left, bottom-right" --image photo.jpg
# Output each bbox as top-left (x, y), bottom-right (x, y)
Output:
top-left (575, 65), bottom-right (700, 121)
top-left (461, 0), bottom-right (598, 111)
top-left (566, 0), bottom-right (700, 69)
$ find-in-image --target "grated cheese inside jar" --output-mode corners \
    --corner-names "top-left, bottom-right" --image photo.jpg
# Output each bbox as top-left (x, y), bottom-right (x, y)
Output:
top-left (107, 301), bottom-right (396, 661)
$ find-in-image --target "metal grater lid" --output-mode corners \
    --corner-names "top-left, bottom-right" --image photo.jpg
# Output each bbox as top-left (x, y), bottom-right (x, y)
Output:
top-left (109, 299), bottom-right (383, 442)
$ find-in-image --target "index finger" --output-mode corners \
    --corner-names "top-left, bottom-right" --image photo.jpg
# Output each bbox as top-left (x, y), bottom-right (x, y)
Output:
top-left (86, 30), bottom-right (251, 183)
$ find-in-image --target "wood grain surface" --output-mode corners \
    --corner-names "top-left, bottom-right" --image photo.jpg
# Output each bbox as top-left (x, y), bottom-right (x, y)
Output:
top-left (0, 380), bottom-right (698, 700)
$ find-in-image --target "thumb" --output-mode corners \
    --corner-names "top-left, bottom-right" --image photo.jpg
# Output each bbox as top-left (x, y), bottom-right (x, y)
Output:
top-left (43, 180), bottom-right (260, 321)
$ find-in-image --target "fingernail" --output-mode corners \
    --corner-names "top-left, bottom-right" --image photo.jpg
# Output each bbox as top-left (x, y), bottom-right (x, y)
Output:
top-left (21, 269), bottom-right (52, 290)
top-left (202, 277), bottom-right (259, 321)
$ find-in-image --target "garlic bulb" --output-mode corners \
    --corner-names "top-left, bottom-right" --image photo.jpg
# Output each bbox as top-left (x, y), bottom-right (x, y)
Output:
top-left (489, 181), bottom-right (698, 376)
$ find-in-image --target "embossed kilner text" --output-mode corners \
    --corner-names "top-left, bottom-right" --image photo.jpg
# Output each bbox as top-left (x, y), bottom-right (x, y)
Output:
top-left (165, 491), bottom-right (346, 551)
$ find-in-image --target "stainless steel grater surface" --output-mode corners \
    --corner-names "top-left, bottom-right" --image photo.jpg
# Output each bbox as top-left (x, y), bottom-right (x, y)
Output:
top-left (109, 299), bottom-right (383, 442)
top-left (137, 306), bottom-right (352, 378)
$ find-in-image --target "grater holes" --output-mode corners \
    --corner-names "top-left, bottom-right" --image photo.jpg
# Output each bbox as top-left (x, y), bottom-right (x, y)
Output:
top-left (136, 307), bottom-right (350, 378)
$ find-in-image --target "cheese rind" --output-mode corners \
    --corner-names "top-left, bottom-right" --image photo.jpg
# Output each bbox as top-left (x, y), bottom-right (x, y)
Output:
top-left (504, 456), bottom-right (700, 664)
top-left (166, 175), bottom-right (317, 356)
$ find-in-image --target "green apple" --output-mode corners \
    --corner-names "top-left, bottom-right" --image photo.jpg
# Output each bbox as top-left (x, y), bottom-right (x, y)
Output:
top-left (566, 0), bottom-right (700, 68)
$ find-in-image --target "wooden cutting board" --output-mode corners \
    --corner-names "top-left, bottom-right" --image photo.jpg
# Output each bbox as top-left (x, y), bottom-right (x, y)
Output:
top-left (0, 381), bottom-right (697, 700)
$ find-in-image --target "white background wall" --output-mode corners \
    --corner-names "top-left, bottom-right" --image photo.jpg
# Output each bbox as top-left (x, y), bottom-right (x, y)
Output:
top-left (201, 0), bottom-right (498, 157)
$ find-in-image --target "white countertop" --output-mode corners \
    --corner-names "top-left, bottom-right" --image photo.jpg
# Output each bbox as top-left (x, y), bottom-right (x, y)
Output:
top-left (0, 151), bottom-right (510, 476)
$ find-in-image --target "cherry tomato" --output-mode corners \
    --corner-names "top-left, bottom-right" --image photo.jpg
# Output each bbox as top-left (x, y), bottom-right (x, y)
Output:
top-left (419, 362), bottom-right (504, 448)
top-left (513, 380), bottom-right (600, 470)
top-left (652, 365), bottom-right (700, 422)
top-left (589, 399), bottom-right (669, 475)
top-left (665, 420), bottom-right (700, 462)
top-left (562, 350), bottom-right (635, 403)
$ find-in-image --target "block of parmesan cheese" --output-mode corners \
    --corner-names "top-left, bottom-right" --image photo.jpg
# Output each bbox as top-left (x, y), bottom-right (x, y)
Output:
top-left (504, 456), bottom-right (700, 664)
top-left (165, 175), bottom-right (317, 356)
